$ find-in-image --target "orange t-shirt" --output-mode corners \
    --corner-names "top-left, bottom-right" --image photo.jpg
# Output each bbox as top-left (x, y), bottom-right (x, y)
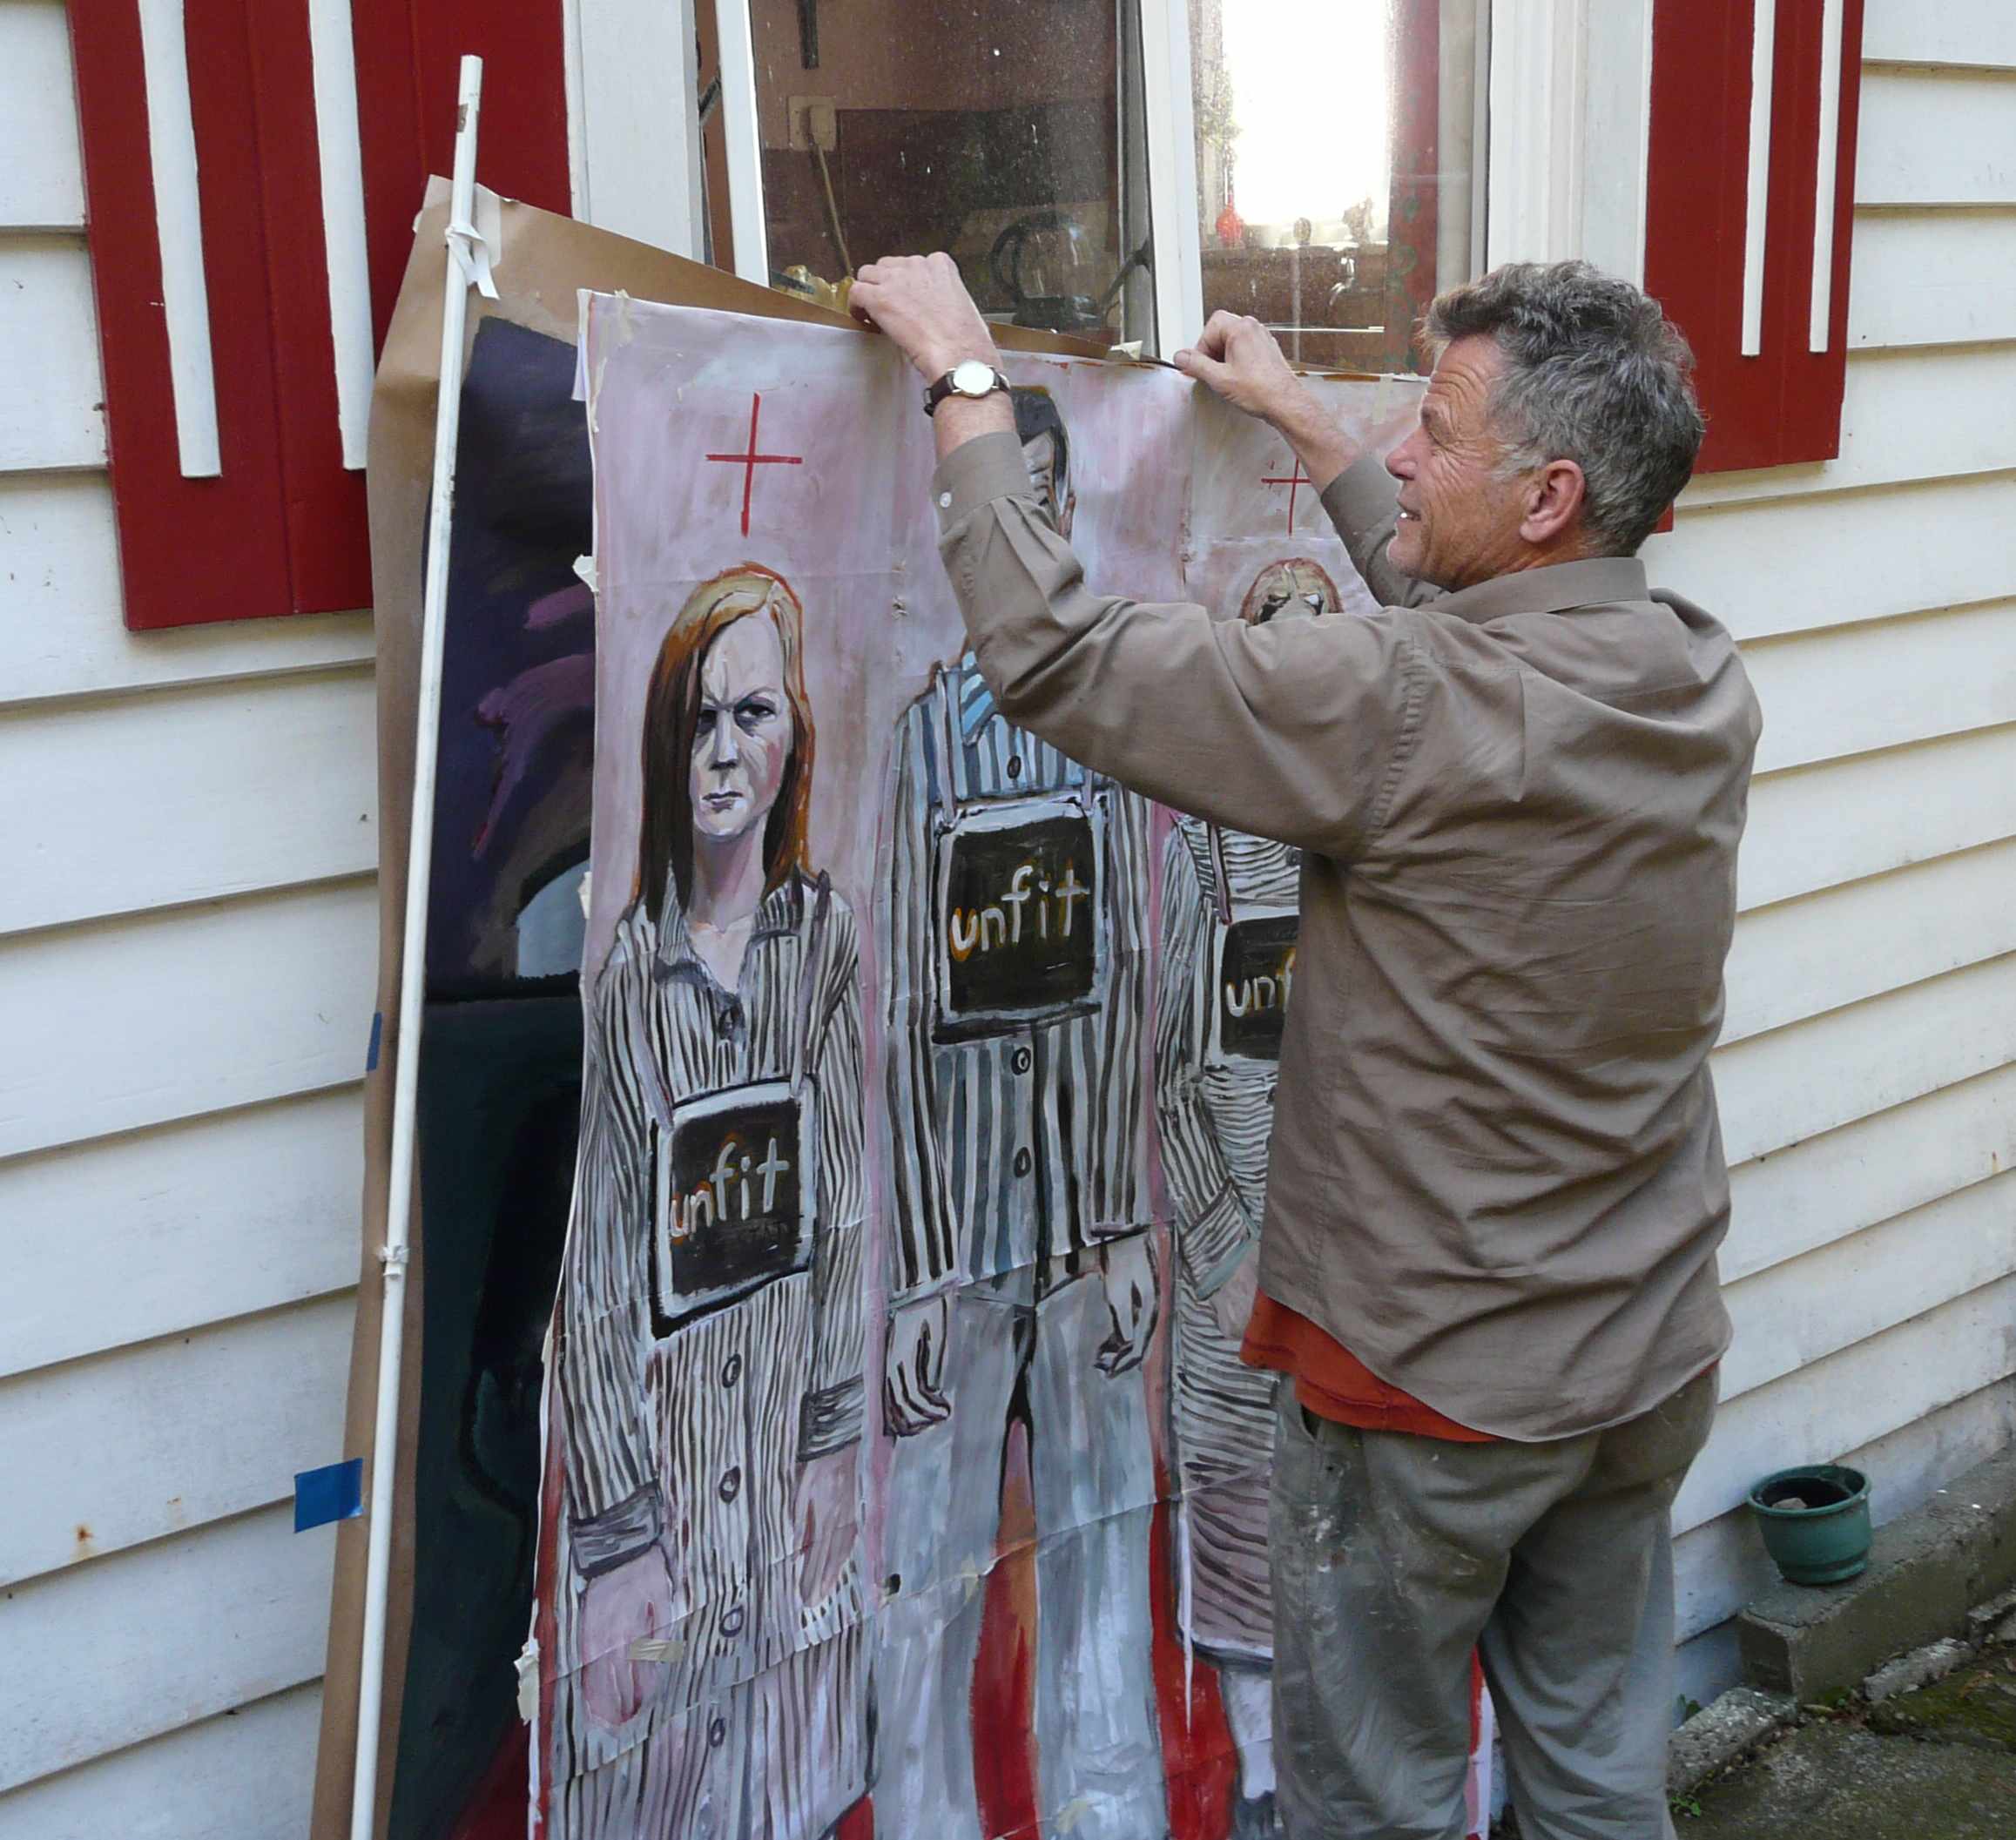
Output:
top-left (1241, 1296), bottom-right (1498, 1443)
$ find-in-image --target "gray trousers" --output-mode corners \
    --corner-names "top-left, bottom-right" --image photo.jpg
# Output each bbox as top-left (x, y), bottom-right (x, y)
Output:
top-left (876, 1272), bottom-right (1166, 1840)
top-left (1269, 1366), bottom-right (1718, 1840)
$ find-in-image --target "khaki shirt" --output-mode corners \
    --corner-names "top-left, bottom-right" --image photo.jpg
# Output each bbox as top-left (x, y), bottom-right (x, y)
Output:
top-left (933, 430), bottom-right (1762, 1440)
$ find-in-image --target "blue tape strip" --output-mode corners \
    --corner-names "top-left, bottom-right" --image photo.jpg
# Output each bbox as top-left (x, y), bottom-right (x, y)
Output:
top-left (295, 1457), bottom-right (364, 1532)
top-left (366, 1011), bottom-right (383, 1074)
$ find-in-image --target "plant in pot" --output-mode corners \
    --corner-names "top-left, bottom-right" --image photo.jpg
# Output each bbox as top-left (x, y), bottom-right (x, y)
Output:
top-left (1747, 1465), bottom-right (1872, 1586)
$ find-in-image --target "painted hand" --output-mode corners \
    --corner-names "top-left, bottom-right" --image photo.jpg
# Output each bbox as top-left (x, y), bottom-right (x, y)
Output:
top-left (883, 1292), bottom-right (953, 1435)
top-left (576, 1542), bottom-right (675, 1729)
top-left (1209, 1243), bottom-right (1262, 1347)
top-left (1172, 311), bottom-right (1309, 424)
top-left (1096, 1233), bottom-right (1161, 1376)
top-left (850, 253), bottom-right (1001, 380)
top-left (792, 1445), bottom-right (860, 1604)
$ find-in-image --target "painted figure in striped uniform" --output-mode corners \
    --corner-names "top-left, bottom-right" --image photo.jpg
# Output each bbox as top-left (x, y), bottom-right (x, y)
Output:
top-left (544, 566), bottom-right (871, 1839)
top-left (876, 388), bottom-right (1167, 1838)
top-left (1156, 558), bottom-right (1342, 1840)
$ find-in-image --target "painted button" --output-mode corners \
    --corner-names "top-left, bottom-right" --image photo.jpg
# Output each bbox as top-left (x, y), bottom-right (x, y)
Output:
top-left (1011, 1047), bottom-right (1033, 1075)
top-left (1013, 1147), bottom-right (1033, 1177)
top-left (708, 1716), bottom-right (727, 1748)
top-left (1006, 755), bottom-right (1022, 780)
top-left (721, 1352), bottom-right (743, 1388)
top-left (938, 491), bottom-right (953, 509)
top-left (719, 1466), bottom-right (742, 1502)
top-left (720, 1604), bottom-right (746, 1636)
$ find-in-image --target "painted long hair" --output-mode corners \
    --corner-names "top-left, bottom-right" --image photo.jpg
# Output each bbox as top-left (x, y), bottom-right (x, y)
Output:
top-left (633, 563), bottom-right (814, 926)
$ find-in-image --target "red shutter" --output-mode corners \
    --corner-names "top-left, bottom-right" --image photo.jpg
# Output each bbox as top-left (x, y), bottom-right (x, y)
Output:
top-left (1645, 0), bottom-right (1866, 474)
top-left (70, 3), bottom-right (569, 631)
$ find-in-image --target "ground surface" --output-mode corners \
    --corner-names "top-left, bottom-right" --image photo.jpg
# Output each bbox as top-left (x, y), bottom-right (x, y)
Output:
top-left (1678, 1653), bottom-right (2016, 1838)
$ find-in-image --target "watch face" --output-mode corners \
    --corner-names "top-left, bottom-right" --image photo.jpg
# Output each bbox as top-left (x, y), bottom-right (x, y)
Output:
top-left (950, 359), bottom-right (997, 396)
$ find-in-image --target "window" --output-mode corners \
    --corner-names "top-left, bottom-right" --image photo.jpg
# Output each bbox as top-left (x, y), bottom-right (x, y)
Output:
top-left (1188, 0), bottom-right (1486, 372)
top-left (736, 0), bottom-right (1156, 344)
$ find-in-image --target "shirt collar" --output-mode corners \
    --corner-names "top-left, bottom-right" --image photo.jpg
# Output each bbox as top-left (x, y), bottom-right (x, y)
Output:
top-left (1430, 555), bottom-right (1649, 625)
top-left (652, 872), bottom-right (805, 981)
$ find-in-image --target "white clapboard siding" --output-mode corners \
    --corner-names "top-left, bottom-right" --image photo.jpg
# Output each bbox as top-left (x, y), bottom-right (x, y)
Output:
top-left (1739, 600), bottom-right (2016, 775)
top-left (1738, 723), bottom-right (2016, 910)
top-left (0, 878), bottom-right (378, 1160)
top-left (0, 1295), bottom-right (354, 1587)
top-left (0, 233), bottom-right (105, 471)
top-left (1675, 1373), bottom-right (2016, 1654)
top-left (1864, 0), bottom-right (2016, 71)
top-left (0, 1683), bottom-right (323, 1840)
top-left (0, 1087), bottom-right (365, 1378)
top-left (0, 474), bottom-right (377, 707)
top-left (1848, 206), bottom-right (2016, 349)
top-left (0, 2), bottom-right (83, 229)
top-left (1713, 951), bottom-right (2016, 1167)
top-left (1721, 1171), bottom-right (2016, 1400)
top-left (0, 1504), bottom-right (334, 1795)
top-left (1724, 1060), bottom-right (2016, 1284)
top-left (1682, 345), bottom-right (2016, 509)
top-left (1857, 69), bottom-right (2016, 205)
top-left (1645, 481), bottom-right (2016, 644)
top-left (0, 666), bottom-right (380, 934)
top-left (1675, 1273), bottom-right (2016, 1535)
top-left (1723, 837), bottom-right (2016, 1042)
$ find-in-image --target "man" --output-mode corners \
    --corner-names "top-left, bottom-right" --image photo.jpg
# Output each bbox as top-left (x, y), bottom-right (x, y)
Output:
top-left (876, 386), bottom-right (1166, 1840)
top-left (851, 254), bottom-right (1759, 1839)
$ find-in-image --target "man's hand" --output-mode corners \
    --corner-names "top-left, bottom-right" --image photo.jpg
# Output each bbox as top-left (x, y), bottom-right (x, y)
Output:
top-left (1173, 312), bottom-right (1310, 424)
top-left (1209, 1243), bottom-right (1261, 1346)
top-left (851, 253), bottom-right (1001, 381)
top-left (1096, 1233), bottom-right (1161, 1376)
top-left (884, 1292), bottom-right (953, 1435)
top-left (792, 1446), bottom-right (859, 1604)
top-left (577, 1543), bottom-right (675, 1729)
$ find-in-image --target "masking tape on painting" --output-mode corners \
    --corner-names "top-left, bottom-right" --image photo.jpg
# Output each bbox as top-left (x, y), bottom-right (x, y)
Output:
top-left (516, 1639), bottom-right (541, 1723)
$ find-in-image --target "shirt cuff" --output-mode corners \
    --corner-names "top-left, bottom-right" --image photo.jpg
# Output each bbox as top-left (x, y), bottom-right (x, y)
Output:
top-left (931, 430), bottom-right (1034, 537)
top-left (1319, 451), bottom-right (1402, 553)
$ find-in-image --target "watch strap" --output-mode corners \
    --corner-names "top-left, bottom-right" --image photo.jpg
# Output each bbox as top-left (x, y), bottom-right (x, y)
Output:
top-left (923, 365), bottom-right (1009, 417)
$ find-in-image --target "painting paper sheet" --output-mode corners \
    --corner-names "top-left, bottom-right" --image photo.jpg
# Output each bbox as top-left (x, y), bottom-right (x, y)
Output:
top-left (540, 295), bottom-right (1487, 1840)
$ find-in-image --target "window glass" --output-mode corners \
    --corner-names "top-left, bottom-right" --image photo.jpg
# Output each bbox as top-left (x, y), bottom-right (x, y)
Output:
top-left (1190, 0), bottom-right (1485, 372)
top-left (744, 0), bottom-right (1153, 345)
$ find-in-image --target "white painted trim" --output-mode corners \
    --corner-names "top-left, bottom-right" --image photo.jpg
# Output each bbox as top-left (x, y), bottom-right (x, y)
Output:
top-left (561, 0), bottom-right (590, 221)
top-left (567, 0), bottom-right (705, 258)
top-left (714, 0), bottom-right (768, 284)
top-left (305, 0), bottom-right (374, 472)
top-left (1138, 0), bottom-right (1201, 357)
top-left (135, 0), bottom-right (221, 479)
top-left (1486, 0), bottom-right (1588, 266)
top-left (1741, 0), bottom-right (1777, 355)
top-left (1577, 0), bottom-right (1655, 285)
top-left (1809, 0), bottom-right (1845, 350)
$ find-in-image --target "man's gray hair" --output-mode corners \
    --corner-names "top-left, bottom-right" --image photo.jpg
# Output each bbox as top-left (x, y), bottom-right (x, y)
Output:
top-left (1424, 261), bottom-right (1704, 556)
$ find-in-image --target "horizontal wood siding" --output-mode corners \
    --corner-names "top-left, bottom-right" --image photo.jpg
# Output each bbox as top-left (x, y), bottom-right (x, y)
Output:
top-left (1657, 44), bottom-right (2016, 1704)
top-left (0, 3), bottom-right (374, 1821)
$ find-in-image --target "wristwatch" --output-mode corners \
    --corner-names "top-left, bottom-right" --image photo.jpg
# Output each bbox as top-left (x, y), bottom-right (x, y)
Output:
top-left (923, 358), bottom-right (1010, 417)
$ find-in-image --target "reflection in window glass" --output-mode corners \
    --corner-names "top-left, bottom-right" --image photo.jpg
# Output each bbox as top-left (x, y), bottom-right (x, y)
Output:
top-left (746, 0), bottom-right (1152, 344)
top-left (1191, 0), bottom-right (1484, 372)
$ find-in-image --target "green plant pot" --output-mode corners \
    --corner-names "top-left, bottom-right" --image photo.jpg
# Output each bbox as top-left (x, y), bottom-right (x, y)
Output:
top-left (1747, 1464), bottom-right (1872, 1586)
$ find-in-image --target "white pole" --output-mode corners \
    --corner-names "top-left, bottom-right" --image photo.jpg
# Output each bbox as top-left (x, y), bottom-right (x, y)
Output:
top-left (349, 53), bottom-right (487, 1840)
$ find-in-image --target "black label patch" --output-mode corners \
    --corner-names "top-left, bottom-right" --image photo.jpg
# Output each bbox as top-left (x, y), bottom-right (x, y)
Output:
top-left (934, 801), bottom-right (1102, 1039)
top-left (651, 1081), bottom-right (813, 1334)
top-left (1216, 914), bottom-right (1299, 1062)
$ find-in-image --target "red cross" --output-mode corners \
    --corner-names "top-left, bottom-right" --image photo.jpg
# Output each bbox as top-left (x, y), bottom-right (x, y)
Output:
top-left (1260, 455), bottom-right (1312, 532)
top-left (705, 393), bottom-right (804, 536)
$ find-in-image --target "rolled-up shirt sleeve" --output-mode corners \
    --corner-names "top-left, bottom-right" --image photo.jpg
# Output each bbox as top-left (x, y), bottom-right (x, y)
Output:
top-left (933, 431), bottom-right (1429, 859)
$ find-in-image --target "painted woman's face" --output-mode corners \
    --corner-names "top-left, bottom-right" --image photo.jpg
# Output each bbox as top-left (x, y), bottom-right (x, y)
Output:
top-left (689, 613), bottom-right (795, 846)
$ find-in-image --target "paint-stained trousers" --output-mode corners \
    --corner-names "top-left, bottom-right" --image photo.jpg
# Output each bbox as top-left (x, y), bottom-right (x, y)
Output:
top-left (877, 1269), bottom-right (1166, 1840)
top-left (1269, 1365), bottom-right (1719, 1840)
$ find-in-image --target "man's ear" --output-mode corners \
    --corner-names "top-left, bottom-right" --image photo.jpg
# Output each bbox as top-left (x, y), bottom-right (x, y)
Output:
top-left (1520, 458), bottom-right (1587, 548)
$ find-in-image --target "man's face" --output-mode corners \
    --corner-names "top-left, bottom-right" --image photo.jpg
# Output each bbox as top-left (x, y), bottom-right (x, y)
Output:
top-left (1021, 429), bottom-right (1074, 539)
top-left (1382, 335), bottom-right (1534, 590)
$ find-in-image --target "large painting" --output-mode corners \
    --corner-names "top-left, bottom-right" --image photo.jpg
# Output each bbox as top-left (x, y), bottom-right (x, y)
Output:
top-left (531, 300), bottom-right (1487, 1840)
